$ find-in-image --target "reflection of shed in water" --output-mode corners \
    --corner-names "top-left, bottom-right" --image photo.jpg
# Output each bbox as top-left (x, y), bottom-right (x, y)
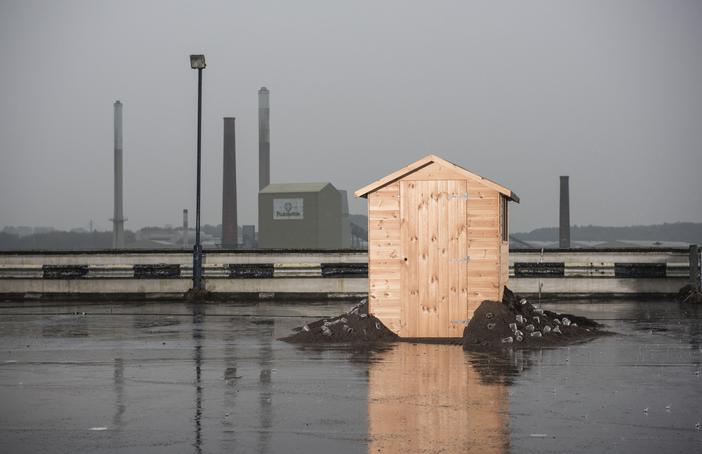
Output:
top-left (368, 343), bottom-right (509, 453)
top-left (355, 155), bottom-right (519, 337)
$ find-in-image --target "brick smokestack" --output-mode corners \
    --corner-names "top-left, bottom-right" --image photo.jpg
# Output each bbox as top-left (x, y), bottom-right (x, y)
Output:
top-left (258, 87), bottom-right (270, 191)
top-left (182, 209), bottom-right (189, 249)
top-left (221, 117), bottom-right (238, 249)
top-left (112, 100), bottom-right (126, 249)
top-left (559, 176), bottom-right (570, 248)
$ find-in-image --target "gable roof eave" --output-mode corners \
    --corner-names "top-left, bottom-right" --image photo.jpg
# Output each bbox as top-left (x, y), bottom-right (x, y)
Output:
top-left (354, 154), bottom-right (519, 203)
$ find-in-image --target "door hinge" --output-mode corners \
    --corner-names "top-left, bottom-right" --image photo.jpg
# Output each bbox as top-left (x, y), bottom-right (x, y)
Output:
top-left (451, 256), bottom-right (470, 263)
top-left (450, 192), bottom-right (469, 200)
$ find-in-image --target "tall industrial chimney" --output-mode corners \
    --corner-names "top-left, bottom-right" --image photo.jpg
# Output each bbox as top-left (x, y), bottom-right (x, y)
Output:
top-left (182, 209), bottom-right (189, 249)
top-left (258, 87), bottom-right (270, 191)
top-left (112, 100), bottom-right (126, 249)
top-left (221, 117), bottom-right (238, 249)
top-left (559, 176), bottom-right (570, 248)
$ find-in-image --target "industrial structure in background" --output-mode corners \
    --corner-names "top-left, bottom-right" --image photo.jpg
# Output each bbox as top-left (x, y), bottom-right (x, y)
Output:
top-left (221, 117), bottom-right (238, 248)
top-left (339, 190), bottom-right (352, 246)
top-left (258, 183), bottom-right (351, 249)
top-left (111, 100), bottom-right (126, 249)
top-left (182, 209), bottom-right (189, 248)
top-left (241, 225), bottom-right (257, 248)
top-left (258, 87), bottom-right (270, 191)
top-left (559, 175), bottom-right (570, 248)
top-left (104, 88), bottom-right (364, 252)
top-left (252, 86), bottom-right (362, 249)
top-left (13, 90), bottom-right (698, 252)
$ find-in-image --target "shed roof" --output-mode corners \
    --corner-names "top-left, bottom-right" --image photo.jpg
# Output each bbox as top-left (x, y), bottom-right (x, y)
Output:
top-left (260, 182), bottom-right (333, 194)
top-left (354, 154), bottom-right (519, 202)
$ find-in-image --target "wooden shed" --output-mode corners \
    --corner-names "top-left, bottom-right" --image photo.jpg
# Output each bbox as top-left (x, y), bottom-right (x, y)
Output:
top-left (354, 154), bottom-right (519, 338)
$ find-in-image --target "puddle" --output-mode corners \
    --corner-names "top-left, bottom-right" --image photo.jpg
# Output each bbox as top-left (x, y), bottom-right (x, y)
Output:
top-left (0, 300), bottom-right (700, 453)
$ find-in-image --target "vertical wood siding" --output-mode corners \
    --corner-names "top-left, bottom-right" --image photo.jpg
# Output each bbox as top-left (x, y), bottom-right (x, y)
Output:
top-left (366, 161), bottom-right (507, 337)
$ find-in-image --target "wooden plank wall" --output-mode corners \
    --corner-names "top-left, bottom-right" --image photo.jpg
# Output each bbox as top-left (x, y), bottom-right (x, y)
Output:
top-left (447, 181), bottom-right (468, 337)
top-left (368, 182), bottom-right (402, 334)
top-left (366, 161), bottom-right (504, 337)
top-left (498, 195), bottom-right (510, 299)
top-left (465, 184), bottom-right (501, 319)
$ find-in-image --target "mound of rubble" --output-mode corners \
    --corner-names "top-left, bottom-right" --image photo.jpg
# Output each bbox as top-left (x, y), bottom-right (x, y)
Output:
top-left (463, 288), bottom-right (603, 351)
top-left (280, 300), bottom-right (399, 343)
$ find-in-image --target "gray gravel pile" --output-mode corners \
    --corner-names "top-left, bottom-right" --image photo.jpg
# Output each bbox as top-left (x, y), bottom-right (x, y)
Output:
top-left (463, 288), bottom-right (603, 351)
top-left (280, 300), bottom-right (399, 343)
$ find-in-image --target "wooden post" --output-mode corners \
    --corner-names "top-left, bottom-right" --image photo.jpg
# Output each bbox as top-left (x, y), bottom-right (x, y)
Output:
top-left (690, 244), bottom-right (701, 291)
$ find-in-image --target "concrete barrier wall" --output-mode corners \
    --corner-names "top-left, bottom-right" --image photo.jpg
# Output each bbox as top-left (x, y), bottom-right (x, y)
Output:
top-left (0, 249), bottom-right (693, 300)
top-left (508, 248), bottom-right (692, 298)
top-left (0, 250), bottom-right (368, 266)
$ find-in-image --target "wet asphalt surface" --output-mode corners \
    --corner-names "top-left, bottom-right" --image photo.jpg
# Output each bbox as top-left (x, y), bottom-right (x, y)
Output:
top-left (0, 300), bottom-right (701, 453)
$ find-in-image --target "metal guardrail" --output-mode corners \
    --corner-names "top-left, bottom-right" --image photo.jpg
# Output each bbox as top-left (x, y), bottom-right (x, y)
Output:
top-left (0, 261), bottom-right (690, 280)
top-left (509, 262), bottom-right (683, 278)
top-left (0, 247), bottom-right (693, 255)
top-left (0, 263), bottom-right (370, 279)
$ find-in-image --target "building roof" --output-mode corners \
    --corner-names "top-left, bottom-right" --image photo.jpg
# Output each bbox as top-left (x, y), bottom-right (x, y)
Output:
top-left (260, 182), bottom-right (334, 194)
top-left (354, 154), bottom-right (519, 202)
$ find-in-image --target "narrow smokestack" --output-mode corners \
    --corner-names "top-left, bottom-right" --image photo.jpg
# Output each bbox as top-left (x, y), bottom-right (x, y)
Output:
top-left (258, 87), bottom-right (270, 191)
top-left (221, 117), bottom-right (238, 248)
top-left (559, 176), bottom-right (570, 248)
top-left (182, 209), bottom-right (189, 249)
top-left (112, 100), bottom-right (126, 249)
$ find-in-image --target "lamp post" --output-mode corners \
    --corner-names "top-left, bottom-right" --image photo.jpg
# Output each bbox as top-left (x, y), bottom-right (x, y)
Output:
top-left (190, 54), bottom-right (206, 291)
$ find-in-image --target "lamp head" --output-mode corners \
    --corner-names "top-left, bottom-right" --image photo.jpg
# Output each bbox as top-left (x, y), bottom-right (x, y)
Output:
top-left (190, 54), bottom-right (206, 69)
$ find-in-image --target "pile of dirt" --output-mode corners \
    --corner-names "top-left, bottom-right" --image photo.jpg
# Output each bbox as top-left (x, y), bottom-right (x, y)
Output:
top-left (280, 300), bottom-right (399, 343)
top-left (463, 288), bottom-right (603, 352)
top-left (281, 289), bottom-right (604, 348)
top-left (677, 284), bottom-right (702, 304)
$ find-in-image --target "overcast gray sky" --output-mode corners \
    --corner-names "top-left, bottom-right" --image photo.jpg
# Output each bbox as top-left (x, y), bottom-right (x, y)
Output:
top-left (1, 0), bottom-right (700, 233)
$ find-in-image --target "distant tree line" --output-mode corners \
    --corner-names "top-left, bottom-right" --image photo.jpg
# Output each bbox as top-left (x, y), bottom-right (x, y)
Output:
top-left (513, 222), bottom-right (702, 243)
top-left (0, 224), bottom-right (224, 251)
top-left (3, 221), bottom-right (699, 250)
top-left (0, 230), bottom-right (134, 250)
top-left (138, 224), bottom-right (221, 235)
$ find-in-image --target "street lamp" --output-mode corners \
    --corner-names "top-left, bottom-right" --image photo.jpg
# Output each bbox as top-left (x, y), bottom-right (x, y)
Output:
top-left (190, 54), bottom-right (206, 291)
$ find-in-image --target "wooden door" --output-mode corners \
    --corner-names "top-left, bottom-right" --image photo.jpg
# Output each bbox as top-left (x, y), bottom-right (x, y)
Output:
top-left (400, 180), bottom-right (468, 337)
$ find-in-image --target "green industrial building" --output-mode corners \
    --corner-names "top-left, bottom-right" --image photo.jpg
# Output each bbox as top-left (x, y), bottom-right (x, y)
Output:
top-left (258, 182), bottom-right (351, 249)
